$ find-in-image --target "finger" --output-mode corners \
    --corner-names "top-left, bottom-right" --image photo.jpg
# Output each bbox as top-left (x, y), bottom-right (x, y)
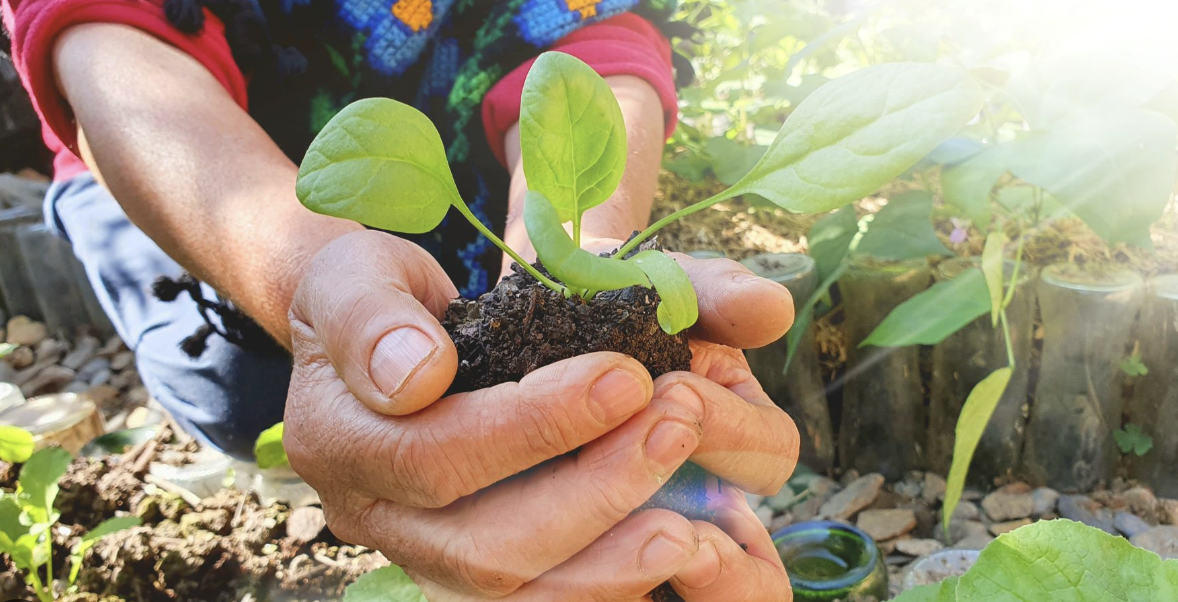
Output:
top-left (654, 344), bottom-right (799, 495)
top-left (289, 230), bottom-right (459, 415)
top-left (671, 253), bottom-right (794, 350)
top-left (672, 519), bottom-right (791, 602)
top-left (350, 393), bottom-right (701, 596)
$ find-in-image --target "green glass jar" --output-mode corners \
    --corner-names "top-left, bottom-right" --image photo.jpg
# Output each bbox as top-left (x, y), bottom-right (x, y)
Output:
top-left (773, 520), bottom-right (888, 601)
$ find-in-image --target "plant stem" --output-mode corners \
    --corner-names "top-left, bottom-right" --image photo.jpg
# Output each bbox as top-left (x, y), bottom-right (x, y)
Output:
top-left (44, 537), bottom-right (53, 598)
top-left (27, 568), bottom-right (52, 602)
top-left (999, 310), bottom-right (1015, 368)
top-left (572, 214), bottom-right (581, 249)
top-left (613, 190), bottom-right (733, 258)
top-left (1000, 227), bottom-right (1026, 310)
top-left (450, 201), bottom-right (566, 294)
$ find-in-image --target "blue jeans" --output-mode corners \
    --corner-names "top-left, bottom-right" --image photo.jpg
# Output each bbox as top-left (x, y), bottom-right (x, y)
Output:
top-left (45, 173), bottom-right (291, 458)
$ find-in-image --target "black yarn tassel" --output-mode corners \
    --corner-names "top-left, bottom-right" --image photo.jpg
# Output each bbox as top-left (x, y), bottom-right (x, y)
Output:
top-left (179, 323), bottom-right (215, 358)
top-left (163, 0), bottom-right (206, 34)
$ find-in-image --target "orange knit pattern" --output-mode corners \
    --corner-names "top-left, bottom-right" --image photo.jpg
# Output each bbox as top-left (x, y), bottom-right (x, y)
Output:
top-left (566, 0), bottom-right (601, 19)
top-left (392, 0), bottom-right (433, 32)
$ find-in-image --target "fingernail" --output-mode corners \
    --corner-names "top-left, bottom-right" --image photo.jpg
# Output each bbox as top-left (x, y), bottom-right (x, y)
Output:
top-left (589, 368), bottom-right (650, 424)
top-left (645, 420), bottom-right (700, 477)
top-left (640, 532), bottom-right (692, 578)
top-left (370, 327), bottom-right (437, 398)
top-left (661, 384), bottom-right (705, 420)
top-left (675, 541), bottom-right (721, 589)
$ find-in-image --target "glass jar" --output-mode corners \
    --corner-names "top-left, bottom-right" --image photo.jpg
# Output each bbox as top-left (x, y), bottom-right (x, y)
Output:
top-left (839, 256), bottom-right (931, 480)
top-left (741, 253), bottom-right (833, 471)
top-left (1126, 274), bottom-right (1178, 497)
top-left (774, 520), bottom-right (888, 601)
top-left (1022, 264), bottom-right (1143, 491)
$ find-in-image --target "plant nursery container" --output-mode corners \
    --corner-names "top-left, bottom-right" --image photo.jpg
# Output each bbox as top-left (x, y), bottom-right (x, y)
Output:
top-left (1126, 274), bottom-right (1178, 497)
top-left (773, 520), bottom-right (888, 601)
top-left (0, 382), bottom-right (25, 412)
top-left (0, 206), bottom-right (42, 319)
top-left (1022, 264), bottom-right (1143, 491)
top-left (15, 223), bottom-right (96, 336)
top-left (838, 256), bottom-right (931, 480)
top-left (928, 258), bottom-right (1034, 483)
top-left (741, 252), bottom-right (833, 471)
top-left (0, 393), bottom-right (104, 454)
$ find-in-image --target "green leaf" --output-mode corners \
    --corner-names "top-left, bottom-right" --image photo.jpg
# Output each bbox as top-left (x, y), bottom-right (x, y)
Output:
top-left (943, 367), bottom-right (1013, 535)
top-left (956, 519), bottom-right (1178, 600)
top-left (0, 426), bottom-right (34, 464)
top-left (1114, 424), bottom-right (1153, 457)
top-left (861, 267), bottom-right (989, 348)
top-left (254, 423), bottom-right (288, 470)
top-left (807, 206), bottom-right (858, 283)
top-left (729, 63), bottom-right (984, 213)
top-left (69, 515), bottom-right (141, 584)
top-left (942, 145), bottom-right (1009, 228)
top-left (629, 251), bottom-right (698, 335)
top-left (296, 98), bottom-right (459, 233)
top-left (893, 577), bottom-right (959, 602)
top-left (344, 565), bottom-right (428, 602)
top-left (703, 137), bottom-right (767, 186)
top-left (0, 494), bottom-right (26, 554)
top-left (19, 447), bottom-right (72, 525)
top-left (1119, 353), bottom-right (1150, 377)
top-left (856, 191), bottom-right (952, 261)
top-left (520, 52), bottom-right (627, 224)
top-left (524, 192), bottom-right (648, 293)
top-left (982, 232), bottom-right (1008, 328)
top-left (1008, 108), bottom-right (1177, 245)
top-left (0, 343), bottom-right (15, 359)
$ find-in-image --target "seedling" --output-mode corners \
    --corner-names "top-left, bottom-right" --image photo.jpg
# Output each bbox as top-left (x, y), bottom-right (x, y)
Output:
top-left (0, 430), bottom-right (140, 602)
top-left (296, 53), bottom-right (983, 334)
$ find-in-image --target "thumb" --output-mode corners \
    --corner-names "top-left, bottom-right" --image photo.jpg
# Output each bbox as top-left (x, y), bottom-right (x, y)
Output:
top-left (290, 230), bottom-right (459, 415)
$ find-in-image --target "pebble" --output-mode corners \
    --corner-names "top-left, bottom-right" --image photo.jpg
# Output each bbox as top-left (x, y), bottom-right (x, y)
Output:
top-left (923, 473), bottom-right (947, 504)
top-left (1114, 512), bottom-right (1152, 538)
top-left (894, 473), bottom-right (923, 499)
top-left (955, 533), bottom-right (995, 550)
top-left (111, 350), bottom-right (135, 371)
top-left (1031, 487), bottom-right (1060, 517)
top-left (936, 520), bottom-right (987, 545)
top-left (1122, 486), bottom-right (1158, 515)
top-left (76, 357), bottom-right (111, 382)
top-left (903, 549), bottom-right (980, 590)
top-left (858, 509), bottom-right (917, 541)
top-left (819, 473), bottom-right (884, 520)
top-left (1058, 495), bottom-right (1117, 535)
top-left (1160, 499), bottom-right (1178, 525)
top-left (895, 538), bottom-right (943, 557)
top-left (5, 317), bottom-right (46, 347)
top-left (21, 365), bottom-right (75, 396)
top-left (981, 491), bottom-right (1034, 521)
top-left (1130, 526), bottom-right (1178, 559)
top-left (5, 346), bottom-right (33, 369)
top-left (755, 506), bottom-right (774, 529)
top-left (286, 506), bottom-right (327, 543)
top-left (939, 500), bottom-right (979, 522)
top-left (61, 335), bottom-right (99, 370)
top-left (989, 518), bottom-right (1031, 536)
top-left (767, 488), bottom-right (796, 512)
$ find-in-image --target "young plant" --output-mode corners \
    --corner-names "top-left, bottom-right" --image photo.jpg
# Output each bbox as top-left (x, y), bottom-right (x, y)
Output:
top-left (297, 53), bottom-right (983, 336)
top-left (0, 434), bottom-right (140, 602)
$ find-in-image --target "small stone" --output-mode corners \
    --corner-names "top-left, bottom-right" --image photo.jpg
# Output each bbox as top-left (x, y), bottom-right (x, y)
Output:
top-left (894, 473), bottom-right (923, 499)
top-left (857, 509), bottom-right (917, 541)
top-left (127, 386), bottom-right (151, 407)
top-left (939, 500), bottom-right (979, 522)
top-left (1031, 487), bottom-right (1060, 517)
top-left (903, 549), bottom-right (980, 590)
top-left (61, 336), bottom-right (100, 370)
top-left (923, 473), bottom-right (947, 504)
top-left (76, 357), bottom-right (111, 382)
top-left (841, 469), bottom-right (861, 486)
top-left (21, 365), bottom-right (75, 396)
top-left (1115, 512), bottom-right (1152, 538)
top-left (5, 317), bottom-right (46, 346)
top-left (286, 506), bottom-right (327, 543)
top-left (1058, 495), bottom-right (1117, 535)
top-left (982, 491), bottom-right (1034, 521)
top-left (996, 482), bottom-right (1032, 495)
top-left (1122, 486), bottom-right (1158, 515)
top-left (755, 506), bottom-right (774, 529)
top-left (808, 477), bottom-right (840, 497)
top-left (88, 368), bottom-right (113, 387)
top-left (819, 473), bottom-right (884, 520)
top-left (62, 381), bottom-right (90, 394)
top-left (5, 346), bottom-right (34, 369)
top-left (111, 368), bottom-right (141, 390)
top-left (82, 385), bottom-right (119, 406)
top-left (895, 538), bottom-right (943, 557)
top-left (767, 488), bottom-right (796, 512)
top-left (989, 518), bottom-right (1031, 536)
top-left (33, 338), bottom-right (67, 363)
top-left (955, 533), bottom-right (995, 550)
top-left (746, 493), bottom-right (766, 509)
top-left (770, 513), bottom-right (792, 532)
top-left (1160, 499), bottom-right (1178, 525)
top-left (936, 520), bottom-right (987, 546)
top-left (98, 335), bottom-right (125, 358)
top-left (1131, 526), bottom-right (1178, 559)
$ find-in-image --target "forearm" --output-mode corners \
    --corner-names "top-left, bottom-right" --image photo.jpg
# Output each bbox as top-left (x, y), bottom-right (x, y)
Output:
top-left (502, 75), bottom-right (666, 268)
top-left (53, 23), bottom-right (362, 346)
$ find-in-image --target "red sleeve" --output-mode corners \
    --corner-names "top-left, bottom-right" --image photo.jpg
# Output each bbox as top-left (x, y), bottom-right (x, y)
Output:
top-left (2, 0), bottom-right (247, 180)
top-left (481, 12), bottom-right (679, 168)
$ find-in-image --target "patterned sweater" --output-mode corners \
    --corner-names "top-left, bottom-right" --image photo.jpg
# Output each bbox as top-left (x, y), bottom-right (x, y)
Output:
top-left (2, 0), bottom-right (680, 297)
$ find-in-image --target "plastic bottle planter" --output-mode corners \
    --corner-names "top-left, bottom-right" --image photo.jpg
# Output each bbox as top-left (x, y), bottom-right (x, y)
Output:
top-left (773, 520), bottom-right (888, 602)
top-left (928, 258), bottom-right (1034, 484)
top-left (741, 253), bottom-right (834, 471)
top-left (0, 206), bottom-right (43, 320)
top-left (1127, 274), bottom-right (1178, 497)
top-left (15, 223), bottom-right (97, 337)
top-left (1022, 264), bottom-right (1143, 492)
top-left (839, 257), bottom-right (931, 480)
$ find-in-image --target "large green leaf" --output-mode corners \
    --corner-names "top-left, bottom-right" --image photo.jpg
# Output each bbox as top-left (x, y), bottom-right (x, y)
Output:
top-left (1008, 108), bottom-right (1177, 246)
top-left (807, 206), bottom-right (858, 283)
top-left (856, 191), bottom-right (953, 261)
top-left (629, 251), bottom-right (698, 335)
top-left (893, 577), bottom-right (959, 602)
top-left (729, 63), bottom-right (984, 212)
top-left (19, 447), bottom-right (72, 525)
top-left (861, 267), bottom-right (988, 348)
top-left (254, 422), bottom-right (288, 470)
top-left (957, 519), bottom-right (1178, 600)
top-left (942, 367), bottom-right (1012, 534)
top-left (0, 494), bottom-right (25, 554)
top-left (296, 98), bottom-right (459, 233)
top-left (524, 192), bottom-right (648, 293)
top-left (703, 137), bottom-right (767, 186)
top-left (0, 426), bottom-right (34, 464)
top-left (520, 52), bottom-right (627, 224)
top-left (941, 145), bottom-right (1009, 228)
top-left (344, 565), bottom-right (428, 602)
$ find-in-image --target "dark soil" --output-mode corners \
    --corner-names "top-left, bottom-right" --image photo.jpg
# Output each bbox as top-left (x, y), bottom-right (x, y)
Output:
top-left (443, 247), bottom-right (709, 602)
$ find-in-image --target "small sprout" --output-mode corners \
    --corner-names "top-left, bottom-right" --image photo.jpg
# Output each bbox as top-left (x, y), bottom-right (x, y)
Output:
top-left (1119, 353), bottom-right (1149, 377)
top-left (1114, 424), bottom-right (1153, 457)
top-left (254, 422), bottom-right (288, 470)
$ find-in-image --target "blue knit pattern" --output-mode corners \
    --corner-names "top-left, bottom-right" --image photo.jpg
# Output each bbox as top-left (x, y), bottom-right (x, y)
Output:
top-left (514, 0), bottom-right (640, 47)
top-left (337, 0), bottom-right (457, 75)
